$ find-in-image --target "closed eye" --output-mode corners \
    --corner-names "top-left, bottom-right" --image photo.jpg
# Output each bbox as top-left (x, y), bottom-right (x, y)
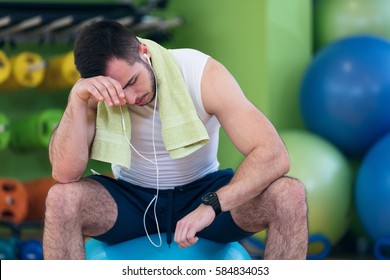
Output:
top-left (123, 75), bottom-right (137, 90)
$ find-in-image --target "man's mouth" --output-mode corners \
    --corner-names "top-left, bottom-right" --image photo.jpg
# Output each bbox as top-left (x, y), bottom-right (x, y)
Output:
top-left (135, 96), bottom-right (146, 106)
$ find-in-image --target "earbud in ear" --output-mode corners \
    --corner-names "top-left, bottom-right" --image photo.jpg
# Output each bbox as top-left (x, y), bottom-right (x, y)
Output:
top-left (144, 54), bottom-right (151, 65)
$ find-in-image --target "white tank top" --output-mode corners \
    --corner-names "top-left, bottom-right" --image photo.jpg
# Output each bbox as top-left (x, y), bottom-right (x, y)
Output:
top-left (112, 49), bottom-right (220, 189)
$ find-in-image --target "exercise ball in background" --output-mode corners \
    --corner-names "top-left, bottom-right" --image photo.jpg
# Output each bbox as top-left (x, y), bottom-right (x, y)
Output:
top-left (300, 35), bottom-right (390, 159)
top-left (280, 130), bottom-right (353, 258)
top-left (355, 132), bottom-right (390, 259)
top-left (314, 0), bottom-right (390, 50)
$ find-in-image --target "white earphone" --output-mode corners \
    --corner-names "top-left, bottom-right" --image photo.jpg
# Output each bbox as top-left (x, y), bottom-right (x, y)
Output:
top-left (119, 53), bottom-right (161, 247)
top-left (144, 53), bottom-right (151, 66)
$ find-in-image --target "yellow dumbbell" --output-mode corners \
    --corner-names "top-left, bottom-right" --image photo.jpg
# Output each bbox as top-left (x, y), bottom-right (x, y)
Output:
top-left (0, 52), bottom-right (45, 91)
top-left (40, 51), bottom-right (80, 91)
top-left (0, 50), bottom-right (11, 87)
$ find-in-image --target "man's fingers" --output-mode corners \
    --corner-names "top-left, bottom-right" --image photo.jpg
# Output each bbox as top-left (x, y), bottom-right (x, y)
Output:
top-left (83, 76), bottom-right (125, 106)
top-left (175, 225), bottom-right (198, 248)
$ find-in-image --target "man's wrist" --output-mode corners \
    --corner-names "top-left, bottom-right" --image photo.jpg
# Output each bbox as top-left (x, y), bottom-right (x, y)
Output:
top-left (201, 192), bottom-right (222, 216)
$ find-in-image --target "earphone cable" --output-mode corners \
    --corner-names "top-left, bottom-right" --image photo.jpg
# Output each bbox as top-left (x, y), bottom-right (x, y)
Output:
top-left (119, 64), bottom-right (162, 247)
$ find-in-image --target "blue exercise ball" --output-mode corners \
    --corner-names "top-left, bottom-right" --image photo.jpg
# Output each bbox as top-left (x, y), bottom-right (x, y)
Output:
top-left (300, 35), bottom-right (390, 158)
top-left (355, 132), bottom-right (390, 242)
top-left (85, 233), bottom-right (251, 260)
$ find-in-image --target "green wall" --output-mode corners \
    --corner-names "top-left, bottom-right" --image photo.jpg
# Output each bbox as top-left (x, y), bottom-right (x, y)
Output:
top-left (265, 1), bottom-right (311, 129)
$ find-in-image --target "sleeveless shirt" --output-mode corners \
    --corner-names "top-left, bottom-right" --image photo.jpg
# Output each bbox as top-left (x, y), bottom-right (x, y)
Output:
top-left (112, 49), bottom-right (220, 189)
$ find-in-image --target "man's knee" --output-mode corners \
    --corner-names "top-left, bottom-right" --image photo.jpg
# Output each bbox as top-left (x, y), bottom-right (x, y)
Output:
top-left (274, 176), bottom-right (307, 217)
top-left (284, 177), bottom-right (306, 201)
top-left (45, 182), bottom-right (81, 220)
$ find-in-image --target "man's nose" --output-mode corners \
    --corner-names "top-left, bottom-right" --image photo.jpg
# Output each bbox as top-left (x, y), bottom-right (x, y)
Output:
top-left (125, 91), bottom-right (137, 104)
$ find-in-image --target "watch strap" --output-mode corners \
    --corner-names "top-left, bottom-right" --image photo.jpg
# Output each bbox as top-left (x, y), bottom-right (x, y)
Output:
top-left (202, 192), bottom-right (222, 216)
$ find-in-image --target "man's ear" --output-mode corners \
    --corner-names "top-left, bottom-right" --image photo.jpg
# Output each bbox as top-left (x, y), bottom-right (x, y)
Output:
top-left (139, 43), bottom-right (150, 57)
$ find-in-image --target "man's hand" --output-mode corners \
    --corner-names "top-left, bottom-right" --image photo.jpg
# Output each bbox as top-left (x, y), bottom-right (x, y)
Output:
top-left (174, 204), bottom-right (216, 248)
top-left (71, 76), bottom-right (126, 106)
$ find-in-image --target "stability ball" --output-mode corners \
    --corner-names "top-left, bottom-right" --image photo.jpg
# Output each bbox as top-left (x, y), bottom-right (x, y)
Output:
top-left (300, 35), bottom-right (390, 158)
top-left (355, 132), bottom-right (390, 242)
top-left (314, 0), bottom-right (390, 49)
top-left (85, 233), bottom-right (251, 260)
top-left (279, 130), bottom-right (353, 257)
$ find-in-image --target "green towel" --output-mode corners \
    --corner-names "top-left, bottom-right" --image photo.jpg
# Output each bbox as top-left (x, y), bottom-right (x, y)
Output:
top-left (90, 38), bottom-right (209, 168)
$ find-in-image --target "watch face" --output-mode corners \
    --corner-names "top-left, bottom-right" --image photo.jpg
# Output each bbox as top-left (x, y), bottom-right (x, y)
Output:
top-left (202, 192), bottom-right (216, 204)
top-left (202, 192), bottom-right (221, 216)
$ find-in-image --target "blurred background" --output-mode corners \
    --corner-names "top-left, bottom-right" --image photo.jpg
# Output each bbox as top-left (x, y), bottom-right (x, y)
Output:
top-left (0, 0), bottom-right (389, 260)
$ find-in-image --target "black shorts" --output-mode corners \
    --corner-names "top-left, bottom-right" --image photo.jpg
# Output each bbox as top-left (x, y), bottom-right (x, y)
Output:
top-left (88, 168), bottom-right (253, 245)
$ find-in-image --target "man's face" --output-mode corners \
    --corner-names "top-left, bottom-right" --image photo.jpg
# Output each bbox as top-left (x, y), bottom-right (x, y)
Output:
top-left (105, 56), bottom-right (156, 106)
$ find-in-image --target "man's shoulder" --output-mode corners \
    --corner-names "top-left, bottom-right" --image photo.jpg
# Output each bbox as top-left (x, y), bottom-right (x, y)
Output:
top-left (169, 48), bottom-right (210, 63)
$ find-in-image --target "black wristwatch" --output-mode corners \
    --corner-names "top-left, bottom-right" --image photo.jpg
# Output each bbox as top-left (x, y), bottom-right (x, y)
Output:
top-left (201, 192), bottom-right (222, 216)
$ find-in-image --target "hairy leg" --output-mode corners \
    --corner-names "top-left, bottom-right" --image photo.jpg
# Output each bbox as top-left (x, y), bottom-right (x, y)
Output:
top-left (231, 176), bottom-right (308, 259)
top-left (43, 178), bottom-right (117, 260)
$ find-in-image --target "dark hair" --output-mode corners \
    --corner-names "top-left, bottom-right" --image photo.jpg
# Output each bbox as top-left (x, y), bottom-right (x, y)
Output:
top-left (74, 20), bottom-right (141, 78)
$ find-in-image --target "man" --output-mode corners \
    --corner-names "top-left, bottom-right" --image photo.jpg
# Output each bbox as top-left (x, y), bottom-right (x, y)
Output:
top-left (43, 20), bottom-right (308, 260)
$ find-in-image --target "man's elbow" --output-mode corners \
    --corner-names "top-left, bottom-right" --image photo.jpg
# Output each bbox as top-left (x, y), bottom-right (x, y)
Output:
top-left (277, 146), bottom-right (291, 176)
top-left (52, 169), bottom-right (82, 184)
